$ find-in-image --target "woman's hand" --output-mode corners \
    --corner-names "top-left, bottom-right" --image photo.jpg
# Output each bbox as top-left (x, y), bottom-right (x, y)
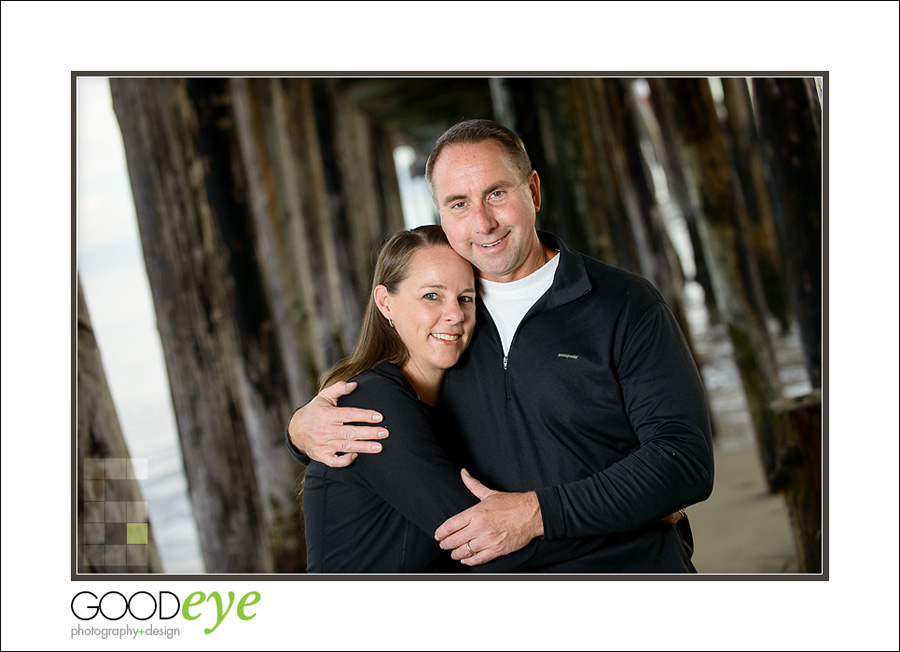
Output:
top-left (288, 381), bottom-right (388, 468)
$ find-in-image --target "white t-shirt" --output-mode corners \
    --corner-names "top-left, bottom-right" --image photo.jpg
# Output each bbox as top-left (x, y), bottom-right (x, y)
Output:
top-left (479, 252), bottom-right (560, 356)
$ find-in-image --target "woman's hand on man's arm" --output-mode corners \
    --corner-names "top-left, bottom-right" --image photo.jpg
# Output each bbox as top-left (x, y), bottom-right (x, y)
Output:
top-left (287, 381), bottom-right (389, 468)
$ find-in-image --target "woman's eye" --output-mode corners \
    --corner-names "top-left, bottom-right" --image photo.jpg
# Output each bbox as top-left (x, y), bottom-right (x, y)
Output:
top-left (459, 295), bottom-right (474, 303)
top-left (423, 292), bottom-right (438, 300)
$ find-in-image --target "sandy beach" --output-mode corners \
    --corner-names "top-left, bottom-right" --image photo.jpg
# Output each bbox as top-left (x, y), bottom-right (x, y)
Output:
top-left (688, 444), bottom-right (800, 574)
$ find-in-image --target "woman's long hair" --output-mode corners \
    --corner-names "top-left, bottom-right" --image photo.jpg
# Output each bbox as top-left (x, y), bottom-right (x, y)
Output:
top-left (318, 225), bottom-right (455, 390)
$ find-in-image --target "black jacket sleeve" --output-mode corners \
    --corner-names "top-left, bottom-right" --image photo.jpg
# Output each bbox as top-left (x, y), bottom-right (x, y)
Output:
top-left (285, 406), bottom-right (310, 466)
top-left (536, 300), bottom-right (715, 539)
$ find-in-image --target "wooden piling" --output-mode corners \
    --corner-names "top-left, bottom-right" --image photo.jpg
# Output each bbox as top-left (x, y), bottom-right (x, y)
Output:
top-left (647, 78), bottom-right (720, 324)
top-left (610, 79), bottom-right (693, 343)
top-left (752, 78), bottom-right (823, 388)
top-left (111, 78), bottom-right (303, 572)
top-left (656, 78), bottom-right (784, 490)
top-left (771, 391), bottom-right (822, 573)
top-left (721, 77), bottom-right (793, 334)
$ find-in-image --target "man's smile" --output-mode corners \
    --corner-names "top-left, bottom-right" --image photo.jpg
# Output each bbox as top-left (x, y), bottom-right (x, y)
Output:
top-left (478, 232), bottom-right (510, 248)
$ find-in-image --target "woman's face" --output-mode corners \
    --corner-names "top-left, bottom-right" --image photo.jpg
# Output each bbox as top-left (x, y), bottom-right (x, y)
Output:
top-left (376, 245), bottom-right (476, 378)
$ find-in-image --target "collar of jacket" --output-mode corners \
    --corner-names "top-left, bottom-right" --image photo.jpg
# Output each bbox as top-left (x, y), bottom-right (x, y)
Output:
top-left (535, 230), bottom-right (592, 309)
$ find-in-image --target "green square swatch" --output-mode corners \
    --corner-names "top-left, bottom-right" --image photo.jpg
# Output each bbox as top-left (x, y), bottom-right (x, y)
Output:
top-left (126, 522), bottom-right (148, 544)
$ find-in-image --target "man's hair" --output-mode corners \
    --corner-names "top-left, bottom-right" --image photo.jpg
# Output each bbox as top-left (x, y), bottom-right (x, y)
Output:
top-left (424, 119), bottom-right (533, 197)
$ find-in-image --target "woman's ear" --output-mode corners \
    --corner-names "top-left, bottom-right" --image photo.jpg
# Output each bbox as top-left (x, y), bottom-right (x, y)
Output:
top-left (373, 284), bottom-right (392, 321)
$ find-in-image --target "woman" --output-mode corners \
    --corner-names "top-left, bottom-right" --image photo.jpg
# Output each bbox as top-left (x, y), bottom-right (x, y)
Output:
top-left (302, 225), bottom-right (485, 572)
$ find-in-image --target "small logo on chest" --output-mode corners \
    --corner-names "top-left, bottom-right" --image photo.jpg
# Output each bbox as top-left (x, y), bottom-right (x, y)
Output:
top-left (557, 353), bottom-right (579, 360)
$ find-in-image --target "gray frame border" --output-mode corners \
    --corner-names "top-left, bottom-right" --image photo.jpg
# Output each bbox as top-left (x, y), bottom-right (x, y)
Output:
top-left (71, 70), bottom-right (828, 582)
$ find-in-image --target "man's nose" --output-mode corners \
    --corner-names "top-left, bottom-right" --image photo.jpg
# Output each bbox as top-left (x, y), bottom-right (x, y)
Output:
top-left (472, 202), bottom-right (498, 234)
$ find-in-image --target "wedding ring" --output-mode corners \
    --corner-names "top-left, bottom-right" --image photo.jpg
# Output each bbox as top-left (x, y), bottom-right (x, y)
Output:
top-left (465, 541), bottom-right (475, 557)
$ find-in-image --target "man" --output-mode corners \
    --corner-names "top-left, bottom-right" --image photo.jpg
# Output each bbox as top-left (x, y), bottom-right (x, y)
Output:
top-left (288, 119), bottom-right (714, 572)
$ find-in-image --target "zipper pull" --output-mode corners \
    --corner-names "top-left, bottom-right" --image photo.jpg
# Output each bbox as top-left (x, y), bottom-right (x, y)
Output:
top-left (503, 355), bottom-right (511, 400)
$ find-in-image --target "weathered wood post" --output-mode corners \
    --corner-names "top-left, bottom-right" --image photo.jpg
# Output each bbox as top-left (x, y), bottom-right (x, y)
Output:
top-left (228, 78), bottom-right (404, 398)
top-left (111, 78), bottom-right (302, 572)
top-left (770, 391), bottom-right (822, 572)
top-left (563, 78), bottom-right (623, 267)
top-left (720, 77), bottom-right (792, 334)
top-left (753, 77), bottom-right (824, 573)
top-left (77, 277), bottom-right (163, 573)
top-left (608, 78), bottom-right (693, 343)
top-left (656, 78), bottom-right (784, 490)
top-left (647, 78), bottom-right (720, 324)
top-left (752, 78), bottom-right (823, 388)
top-left (516, 79), bottom-right (597, 256)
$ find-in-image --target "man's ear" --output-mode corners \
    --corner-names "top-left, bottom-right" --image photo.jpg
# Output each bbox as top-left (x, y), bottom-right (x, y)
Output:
top-left (529, 170), bottom-right (542, 213)
top-left (373, 284), bottom-right (392, 321)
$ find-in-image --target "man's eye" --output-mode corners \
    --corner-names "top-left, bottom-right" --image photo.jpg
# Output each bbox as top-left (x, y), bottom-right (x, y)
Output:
top-left (452, 202), bottom-right (466, 209)
top-left (490, 190), bottom-right (504, 199)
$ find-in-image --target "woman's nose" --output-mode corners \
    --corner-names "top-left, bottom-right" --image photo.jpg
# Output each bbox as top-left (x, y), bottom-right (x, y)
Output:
top-left (444, 302), bottom-right (464, 323)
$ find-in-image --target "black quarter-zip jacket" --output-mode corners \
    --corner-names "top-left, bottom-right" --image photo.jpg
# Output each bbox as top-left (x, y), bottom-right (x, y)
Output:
top-left (436, 232), bottom-right (714, 572)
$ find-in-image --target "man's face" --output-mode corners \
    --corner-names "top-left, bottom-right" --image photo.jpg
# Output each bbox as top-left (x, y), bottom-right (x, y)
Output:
top-left (431, 140), bottom-right (542, 283)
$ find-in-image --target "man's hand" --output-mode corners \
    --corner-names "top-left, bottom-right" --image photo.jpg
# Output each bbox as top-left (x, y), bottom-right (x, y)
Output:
top-left (434, 469), bottom-right (544, 566)
top-left (288, 381), bottom-right (388, 468)
top-left (662, 509), bottom-right (687, 525)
